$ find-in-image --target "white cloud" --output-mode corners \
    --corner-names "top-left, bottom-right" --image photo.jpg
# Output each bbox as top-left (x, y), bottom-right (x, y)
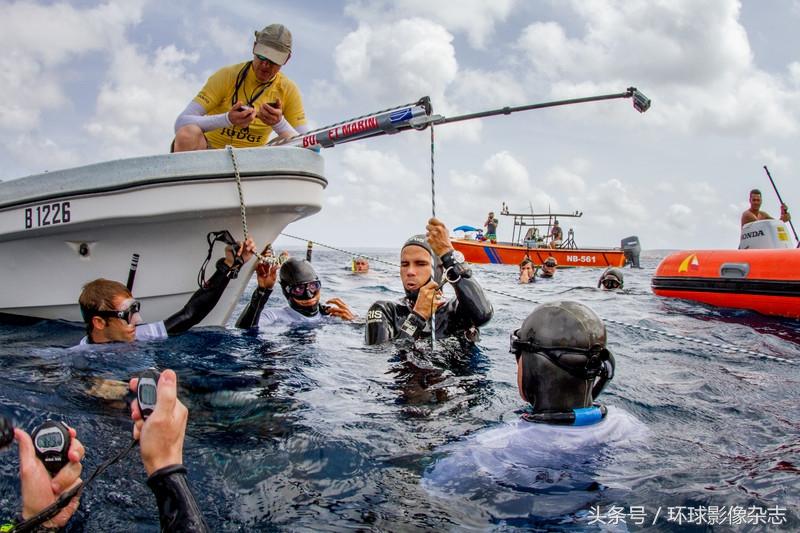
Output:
top-left (335, 18), bottom-right (457, 105)
top-left (545, 165), bottom-right (587, 195)
top-left (308, 79), bottom-right (347, 112)
top-left (758, 147), bottom-right (790, 172)
top-left (5, 134), bottom-right (81, 173)
top-left (0, 1), bottom-right (145, 130)
top-left (666, 203), bottom-right (693, 230)
top-left (513, 0), bottom-right (800, 136)
top-left (344, 0), bottom-right (516, 49)
top-left (686, 181), bottom-right (717, 204)
top-left (583, 178), bottom-right (647, 226)
top-left (84, 44), bottom-right (199, 158)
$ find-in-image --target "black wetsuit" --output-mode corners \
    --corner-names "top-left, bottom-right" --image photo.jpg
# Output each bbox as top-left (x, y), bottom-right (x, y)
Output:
top-left (147, 465), bottom-right (210, 532)
top-left (164, 258), bottom-right (239, 334)
top-left (365, 266), bottom-right (493, 345)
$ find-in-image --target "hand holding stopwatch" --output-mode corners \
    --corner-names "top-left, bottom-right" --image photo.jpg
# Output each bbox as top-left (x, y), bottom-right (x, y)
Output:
top-left (137, 369), bottom-right (160, 420)
top-left (31, 420), bottom-right (71, 475)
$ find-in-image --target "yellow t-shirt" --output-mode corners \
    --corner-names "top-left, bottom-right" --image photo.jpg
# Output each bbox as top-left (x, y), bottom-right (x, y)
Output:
top-left (194, 61), bottom-right (307, 149)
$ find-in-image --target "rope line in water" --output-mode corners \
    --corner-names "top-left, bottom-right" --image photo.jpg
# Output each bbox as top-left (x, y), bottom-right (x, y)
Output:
top-left (429, 123), bottom-right (436, 348)
top-left (277, 234), bottom-right (797, 366)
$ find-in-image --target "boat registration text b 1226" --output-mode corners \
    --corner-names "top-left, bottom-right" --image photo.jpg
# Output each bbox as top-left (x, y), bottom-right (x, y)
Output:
top-left (24, 201), bottom-right (71, 229)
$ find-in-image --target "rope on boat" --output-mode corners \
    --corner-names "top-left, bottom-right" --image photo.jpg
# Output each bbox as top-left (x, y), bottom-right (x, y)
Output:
top-left (227, 145), bottom-right (275, 264)
top-left (227, 145), bottom-right (249, 242)
top-left (277, 234), bottom-right (797, 366)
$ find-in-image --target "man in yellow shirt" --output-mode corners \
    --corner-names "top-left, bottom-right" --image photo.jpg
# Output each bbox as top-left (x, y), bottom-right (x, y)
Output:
top-left (172, 24), bottom-right (309, 151)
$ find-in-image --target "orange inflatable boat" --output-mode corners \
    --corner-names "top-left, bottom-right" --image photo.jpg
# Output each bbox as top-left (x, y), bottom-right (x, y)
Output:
top-left (652, 249), bottom-right (800, 319)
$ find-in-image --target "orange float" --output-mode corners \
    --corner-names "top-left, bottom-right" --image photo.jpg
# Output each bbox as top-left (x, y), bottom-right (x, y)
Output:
top-left (652, 249), bottom-right (800, 319)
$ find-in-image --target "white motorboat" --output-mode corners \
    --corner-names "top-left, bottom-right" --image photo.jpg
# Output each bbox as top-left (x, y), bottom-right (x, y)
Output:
top-left (0, 147), bottom-right (325, 326)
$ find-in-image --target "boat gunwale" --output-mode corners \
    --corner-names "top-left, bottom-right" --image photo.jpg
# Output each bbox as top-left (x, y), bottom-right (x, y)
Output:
top-left (0, 170), bottom-right (327, 211)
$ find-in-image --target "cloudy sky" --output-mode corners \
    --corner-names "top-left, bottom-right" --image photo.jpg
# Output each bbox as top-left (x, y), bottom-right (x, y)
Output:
top-left (2, 0), bottom-right (799, 250)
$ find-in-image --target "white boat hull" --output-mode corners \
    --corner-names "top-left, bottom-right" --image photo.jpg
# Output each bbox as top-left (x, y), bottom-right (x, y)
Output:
top-left (0, 147), bottom-right (326, 326)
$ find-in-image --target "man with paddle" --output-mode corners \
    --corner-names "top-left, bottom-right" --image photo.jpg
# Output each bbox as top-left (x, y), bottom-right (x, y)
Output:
top-left (741, 189), bottom-right (791, 227)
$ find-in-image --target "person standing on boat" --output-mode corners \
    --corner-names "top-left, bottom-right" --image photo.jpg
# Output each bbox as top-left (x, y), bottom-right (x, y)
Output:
top-left (76, 239), bottom-right (257, 345)
top-left (484, 212), bottom-right (499, 244)
top-left (172, 24), bottom-right (309, 152)
top-left (549, 219), bottom-right (563, 248)
top-left (741, 189), bottom-right (791, 227)
top-left (235, 255), bottom-right (354, 328)
top-left (519, 258), bottom-right (536, 284)
top-left (365, 218), bottom-right (493, 345)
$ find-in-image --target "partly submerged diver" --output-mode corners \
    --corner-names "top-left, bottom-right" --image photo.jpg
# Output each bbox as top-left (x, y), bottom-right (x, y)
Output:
top-left (598, 267), bottom-right (624, 290)
top-left (519, 257), bottom-right (536, 284)
top-left (352, 256), bottom-right (370, 273)
top-left (236, 256), bottom-right (354, 327)
top-left (76, 238), bottom-right (256, 346)
top-left (423, 301), bottom-right (646, 508)
top-left (540, 256), bottom-right (557, 278)
top-left (365, 218), bottom-right (493, 345)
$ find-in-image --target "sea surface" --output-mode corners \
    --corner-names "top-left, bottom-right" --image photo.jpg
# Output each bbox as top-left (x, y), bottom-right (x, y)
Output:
top-left (1, 249), bottom-right (799, 532)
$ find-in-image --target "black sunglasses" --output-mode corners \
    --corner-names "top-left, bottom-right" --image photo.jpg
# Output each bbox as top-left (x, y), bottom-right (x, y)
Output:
top-left (94, 300), bottom-right (141, 324)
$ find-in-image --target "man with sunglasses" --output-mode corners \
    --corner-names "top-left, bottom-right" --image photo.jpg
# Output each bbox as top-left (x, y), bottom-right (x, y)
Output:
top-left (172, 24), bottom-right (309, 152)
top-left (423, 301), bottom-right (646, 504)
top-left (236, 255), bottom-right (354, 328)
top-left (77, 238), bottom-right (256, 345)
top-left (365, 218), bottom-right (493, 345)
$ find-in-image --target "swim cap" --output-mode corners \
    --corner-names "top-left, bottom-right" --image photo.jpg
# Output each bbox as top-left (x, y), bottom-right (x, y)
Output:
top-left (598, 267), bottom-right (624, 289)
top-left (401, 234), bottom-right (443, 301)
top-left (279, 258), bottom-right (321, 316)
top-left (510, 301), bottom-right (614, 412)
top-left (279, 258), bottom-right (318, 287)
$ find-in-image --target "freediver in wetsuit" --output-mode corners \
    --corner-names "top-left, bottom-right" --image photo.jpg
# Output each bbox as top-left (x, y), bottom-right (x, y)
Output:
top-left (77, 238), bottom-right (257, 345)
top-left (365, 218), bottom-right (493, 345)
top-left (423, 301), bottom-right (647, 500)
top-left (236, 256), bottom-right (353, 328)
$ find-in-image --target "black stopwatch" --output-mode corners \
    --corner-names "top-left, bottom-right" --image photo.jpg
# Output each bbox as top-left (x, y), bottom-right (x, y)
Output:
top-left (137, 369), bottom-right (160, 419)
top-left (1, 415), bottom-right (14, 449)
top-left (31, 420), bottom-right (71, 475)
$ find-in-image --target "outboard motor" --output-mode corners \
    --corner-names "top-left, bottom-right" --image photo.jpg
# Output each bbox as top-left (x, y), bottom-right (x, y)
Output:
top-left (621, 236), bottom-right (641, 268)
top-left (738, 220), bottom-right (793, 249)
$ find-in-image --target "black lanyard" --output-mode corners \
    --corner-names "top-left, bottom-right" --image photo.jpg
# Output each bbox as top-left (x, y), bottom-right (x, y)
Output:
top-left (231, 62), bottom-right (273, 109)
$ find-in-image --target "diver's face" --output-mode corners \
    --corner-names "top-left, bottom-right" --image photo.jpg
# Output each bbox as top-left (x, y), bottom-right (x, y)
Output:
top-left (400, 246), bottom-right (433, 291)
top-left (92, 295), bottom-right (140, 343)
top-left (520, 264), bottom-right (534, 276)
top-left (286, 281), bottom-right (322, 308)
top-left (291, 292), bottom-right (320, 308)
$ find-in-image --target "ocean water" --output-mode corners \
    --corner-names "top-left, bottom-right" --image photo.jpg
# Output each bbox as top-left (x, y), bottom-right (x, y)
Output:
top-left (1, 249), bottom-right (798, 532)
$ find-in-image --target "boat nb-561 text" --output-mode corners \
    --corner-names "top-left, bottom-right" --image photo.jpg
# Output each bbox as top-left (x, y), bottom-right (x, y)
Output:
top-left (24, 201), bottom-right (71, 229)
top-left (566, 255), bottom-right (597, 263)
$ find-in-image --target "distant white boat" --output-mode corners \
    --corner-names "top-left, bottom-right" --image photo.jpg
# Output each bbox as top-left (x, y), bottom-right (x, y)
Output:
top-left (0, 147), bottom-right (326, 326)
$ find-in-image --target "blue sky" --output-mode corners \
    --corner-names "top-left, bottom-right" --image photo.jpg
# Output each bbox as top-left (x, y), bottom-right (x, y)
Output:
top-left (2, 0), bottom-right (799, 250)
